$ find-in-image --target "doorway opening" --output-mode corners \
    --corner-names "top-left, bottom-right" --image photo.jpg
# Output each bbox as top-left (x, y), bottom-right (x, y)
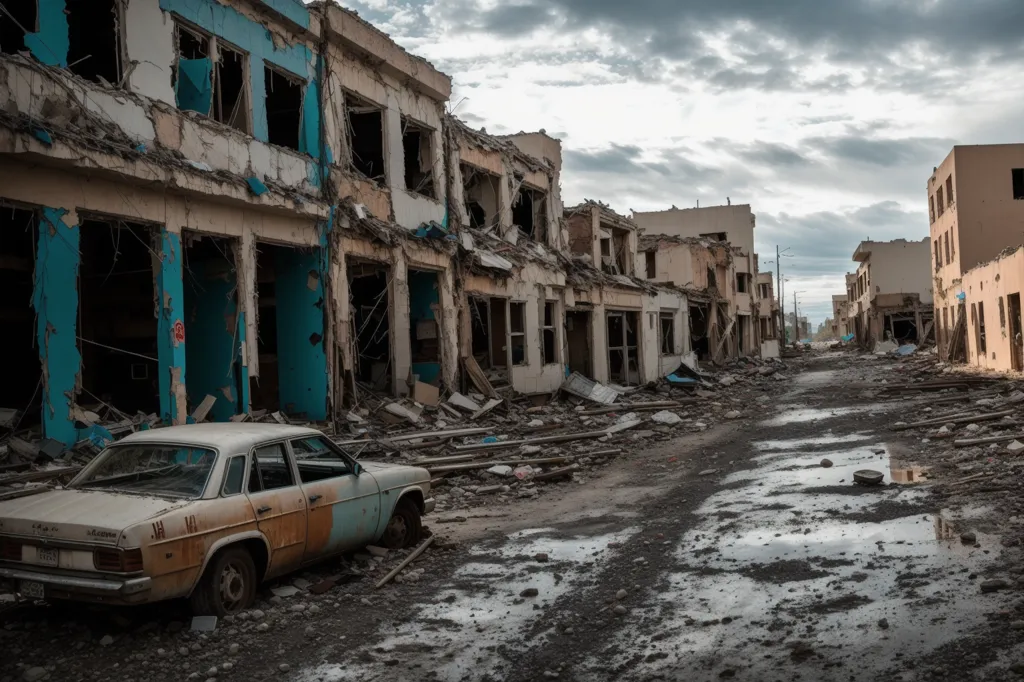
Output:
top-left (79, 218), bottom-right (159, 416)
top-left (1010, 294), bottom-right (1023, 371)
top-left (0, 205), bottom-right (39, 419)
top-left (462, 164), bottom-right (500, 230)
top-left (566, 310), bottom-right (591, 376)
top-left (886, 313), bottom-right (919, 344)
top-left (183, 233), bottom-right (241, 421)
top-left (349, 260), bottom-right (392, 393)
top-left (469, 296), bottom-right (511, 387)
top-left (607, 310), bottom-right (639, 385)
top-left (408, 269), bottom-right (441, 386)
top-left (690, 304), bottom-right (710, 360)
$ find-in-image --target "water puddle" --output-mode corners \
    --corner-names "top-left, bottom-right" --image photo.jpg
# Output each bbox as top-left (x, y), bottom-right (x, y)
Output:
top-left (295, 526), bottom-right (637, 682)
top-left (764, 405), bottom-right (883, 426)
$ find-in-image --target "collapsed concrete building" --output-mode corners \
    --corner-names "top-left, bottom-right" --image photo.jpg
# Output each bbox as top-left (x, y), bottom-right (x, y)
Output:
top-left (0, 0), bottom-right (710, 448)
top-left (848, 239), bottom-right (934, 348)
top-left (632, 203), bottom-right (763, 357)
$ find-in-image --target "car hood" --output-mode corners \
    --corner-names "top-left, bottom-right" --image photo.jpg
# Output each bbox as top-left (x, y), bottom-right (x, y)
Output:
top-left (0, 488), bottom-right (194, 545)
top-left (359, 460), bottom-right (429, 487)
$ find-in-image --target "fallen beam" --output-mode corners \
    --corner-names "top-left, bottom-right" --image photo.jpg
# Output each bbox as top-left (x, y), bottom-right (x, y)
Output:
top-left (375, 536), bottom-right (435, 589)
top-left (953, 433), bottom-right (1024, 447)
top-left (388, 427), bottom-right (489, 443)
top-left (532, 466), bottom-right (577, 482)
top-left (452, 430), bottom-right (609, 454)
top-left (891, 409), bottom-right (1015, 432)
top-left (427, 456), bottom-right (572, 475)
top-left (580, 401), bottom-right (687, 416)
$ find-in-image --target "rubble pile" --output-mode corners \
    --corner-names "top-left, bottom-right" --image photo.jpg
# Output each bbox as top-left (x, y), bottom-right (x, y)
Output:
top-left (334, 357), bottom-right (793, 513)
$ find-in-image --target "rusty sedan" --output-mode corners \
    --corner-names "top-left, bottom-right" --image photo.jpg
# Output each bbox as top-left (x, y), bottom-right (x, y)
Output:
top-left (0, 424), bottom-right (433, 615)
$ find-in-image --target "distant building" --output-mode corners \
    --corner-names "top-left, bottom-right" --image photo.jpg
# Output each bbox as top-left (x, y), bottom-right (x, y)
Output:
top-left (848, 239), bottom-right (933, 348)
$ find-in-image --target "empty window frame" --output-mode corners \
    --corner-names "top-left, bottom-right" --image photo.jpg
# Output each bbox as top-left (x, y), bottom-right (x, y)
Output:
top-left (660, 312), bottom-right (675, 355)
top-left (0, 0), bottom-right (36, 56)
top-left (1014, 169), bottom-right (1024, 201)
top-left (512, 185), bottom-right (549, 242)
top-left (1000, 296), bottom-right (1007, 332)
top-left (541, 301), bottom-right (557, 365)
top-left (934, 240), bottom-right (942, 271)
top-left (509, 301), bottom-right (526, 366)
top-left (936, 186), bottom-right (944, 217)
top-left (265, 65), bottom-right (303, 151)
top-left (172, 20), bottom-right (250, 134)
top-left (944, 231), bottom-right (951, 265)
top-left (700, 232), bottom-right (727, 242)
top-left (402, 117), bottom-right (435, 198)
top-left (951, 226), bottom-right (956, 259)
top-left (945, 175), bottom-right (954, 205)
top-left (346, 92), bottom-right (386, 185)
top-left (978, 301), bottom-right (987, 354)
top-left (929, 196), bottom-right (935, 224)
top-left (645, 252), bottom-right (656, 279)
top-left (736, 273), bottom-right (748, 293)
top-left (66, 0), bottom-right (124, 85)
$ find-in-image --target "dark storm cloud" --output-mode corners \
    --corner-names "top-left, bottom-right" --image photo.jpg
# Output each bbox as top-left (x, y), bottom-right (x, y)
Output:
top-left (806, 135), bottom-right (954, 168)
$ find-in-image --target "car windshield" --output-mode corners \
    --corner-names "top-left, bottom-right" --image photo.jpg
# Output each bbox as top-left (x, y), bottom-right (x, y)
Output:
top-left (73, 444), bottom-right (217, 498)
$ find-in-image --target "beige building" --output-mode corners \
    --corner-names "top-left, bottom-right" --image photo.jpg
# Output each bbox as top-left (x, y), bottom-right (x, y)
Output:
top-left (757, 272), bottom-right (780, 357)
top-left (633, 204), bottom-right (761, 357)
top-left (958, 247), bottom-right (1024, 370)
top-left (928, 145), bottom-right (1024, 365)
top-left (831, 295), bottom-right (851, 338)
top-left (849, 239), bottom-right (933, 347)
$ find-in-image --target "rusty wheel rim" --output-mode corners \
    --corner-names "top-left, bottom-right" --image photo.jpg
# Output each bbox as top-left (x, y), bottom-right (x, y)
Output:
top-left (385, 514), bottom-right (408, 546)
top-left (219, 561), bottom-right (246, 611)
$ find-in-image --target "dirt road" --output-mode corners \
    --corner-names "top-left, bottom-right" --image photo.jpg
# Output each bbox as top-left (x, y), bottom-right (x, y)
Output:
top-left (4, 353), bottom-right (1023, 682)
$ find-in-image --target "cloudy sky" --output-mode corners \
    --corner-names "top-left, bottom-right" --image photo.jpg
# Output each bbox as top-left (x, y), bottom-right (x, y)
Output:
top-left (339, 0), bottom-right (1024, 324)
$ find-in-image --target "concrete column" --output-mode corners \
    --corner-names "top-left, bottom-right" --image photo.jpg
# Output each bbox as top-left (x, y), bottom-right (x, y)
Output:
top-left (33, 208), bottom-right (81, 446)
top-left (154, 228), bottom-right (187, 425)
top-left (391, 251), bottom-right (411, 396)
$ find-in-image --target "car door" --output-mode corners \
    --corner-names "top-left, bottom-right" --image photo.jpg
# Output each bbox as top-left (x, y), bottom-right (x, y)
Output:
top-left (246, 442), bottom-right (307, 578)
top-left (288, 435), bottom-right (381, 561)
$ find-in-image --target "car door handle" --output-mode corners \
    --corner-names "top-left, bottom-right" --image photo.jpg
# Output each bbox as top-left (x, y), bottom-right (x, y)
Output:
top-left (257, 506), bottom-right (272, 515)
top-left (308, 494), bottom-right (322, 503)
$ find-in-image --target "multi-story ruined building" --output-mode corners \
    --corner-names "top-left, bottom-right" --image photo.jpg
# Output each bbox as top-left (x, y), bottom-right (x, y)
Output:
top-left (756, 272), bottom-right (780, 357)
top-left (849, 239), bottom-right (933, 348)
top-left (632, 204), bottom-right (761, 357)
top-left (0, 0), bottom-right (708, 448)
top-left (927, 145), bottom-right (1024, 368)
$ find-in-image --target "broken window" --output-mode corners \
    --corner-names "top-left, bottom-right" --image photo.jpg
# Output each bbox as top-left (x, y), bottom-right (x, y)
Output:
top-left (934, 240), bottom-right (942, 272)
top-left (606, 311), bottom-right (639, 385)
top-left (408, 269), bottom-right (441, 386)
top-left (346, 92), bottom-right (386, 185)
top-left (929, 196), bottom-right (935, 224)
top-left (265, 65), bottom-right (303, 151)
top-left (541, 301), bottom-right (557, 365)
top-left (402, 117), bottom-right (435, 198)
top-left (0, 204), bottom-right (39, 415)
top-left (462, 164), bottom-right (500, 230)
top-left (707, 267), bottom-right (717, 289)
top-left (936, 186), bottom-right (944, 217)
top-left (946, 175), bottom-right (954, 205)
top-left (512, 186), bottom-right (549, 242)
top-left (173, 20), bottom-right (255, 133)
top-left (79, 219), bottom-right (159, 415)
top-left (951, 226), bottom-right (956, 259)
top-left (66, 0), bottom-right (123, 85)
top-left (1014, 169), bottom-right (1024, 200)
top-left (1000, 296), bottom-right (1007, 332)
top-left (736, 273), bottom-right (748, 294)
top-left (660, 313), bottom-right (675, 355)
top-left (0, 0), bottom-right (35, 56)
top-left (645, 252), bottom-right (656, 279)
top-left (700, 232), bottom-right (727, 242)
top-left (509, 302), bottom-right (526, 366)
top-left (944, 231), bottom-right (951, 265)
top-left (978, 302), bottom-right (987, 354)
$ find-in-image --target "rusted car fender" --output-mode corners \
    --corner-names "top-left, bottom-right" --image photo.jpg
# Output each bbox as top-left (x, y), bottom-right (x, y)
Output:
top-left (185, 530), bottom-right (272, 595)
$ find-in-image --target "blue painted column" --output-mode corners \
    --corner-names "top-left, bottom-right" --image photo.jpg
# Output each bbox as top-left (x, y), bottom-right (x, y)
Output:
top-left (33, 209), bottom-right (81, 446)
top-left (155, 229), bottom-right (187, 424)
top-left (275, 236), bottom-right (328, 420)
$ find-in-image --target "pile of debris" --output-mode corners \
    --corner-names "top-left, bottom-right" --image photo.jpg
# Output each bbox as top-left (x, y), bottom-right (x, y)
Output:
top-left (332, 357), bottom-right (793, 512)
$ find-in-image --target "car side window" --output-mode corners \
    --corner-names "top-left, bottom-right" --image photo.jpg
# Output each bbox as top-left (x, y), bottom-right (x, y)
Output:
top-left (222, 456), bottom-right (246, 496)
top-left (290, 436), bottom-right (351, 484)
top-left (251, 443), bottom-right (294, 491)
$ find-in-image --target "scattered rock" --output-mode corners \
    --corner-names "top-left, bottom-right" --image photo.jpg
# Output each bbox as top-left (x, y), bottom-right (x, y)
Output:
top-left (615, 589), bottom-right (628, 601)
top-left (878, 618), bottom-right (889, 630)
top-left (520, 588), bottom-right (539, 598)
top-left (698, 469), bottom-right (719, 477)
top-left (965, 424), bottom-right (981, 433)
top-left (256, 623), bottom-right (270, 632)
top-left (271, 586), bottom-right (299, 598)
top-left (23, 667), bottom-right (48, 682)
top-left (651, 411), bottom-right (682, 425)
top-left (366, 546), bottom-right (388, 558)
top-left (278, 663), bottom-right (291, 673)
top-left (820, 459), bottom-right (833, 468)
top-left (1009, 440), bottom-right (1024, 454)
top-left (99, 635), bottom-right (114, 647)
top-left (853, 469), bottom-right (884, 485)
top-left (535, 553), bottom-right (549, 563)
top-left (543, 672), bottom-right (559, 679)
top-left (724, 411), bottom-right (741, 420)
top-left (982, 578), bottom-right (1010, 593)
top-left (960, 531), bottom-right (977, 545)
top-left (293, 578), bottom-right (311, 589)
top-left (229, 644), bottom-right (240, 655)
top-left (613, 604), bottom-right (627, 616)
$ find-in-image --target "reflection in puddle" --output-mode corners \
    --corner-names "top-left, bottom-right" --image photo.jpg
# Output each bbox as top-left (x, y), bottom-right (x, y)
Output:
top-left (764, 405), bottom-right (881, 426)
top-left (295, 527), bottom-right (637, 682)
top-left (756, 432), bottom-right (873, 451)
top-left (891, 465), bottom-right (931, 483)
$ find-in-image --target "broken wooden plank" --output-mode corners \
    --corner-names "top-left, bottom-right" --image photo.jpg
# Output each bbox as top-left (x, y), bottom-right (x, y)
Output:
top-left (892, 409), bottom-right (1015, 431)
top-left (605, 419), bottom-right (644, 434)
top-left (463, 356), bottom-right (499, 399)
top-left (451, 430), bottom-right (609, 454)
top-left (532, 465), bottom-right (577, 482)
top-left (471, 398), bottom-right (503, 420)
top-left (580, 401), bottom-right (686, 416)
top-left (427, 455), bottom-right (573, 474)
top-left (191, 395), bottom-right (217, 423)
top-left (389, 427), bottom-right (489, 443)
top-left (411, 454), bottom-right (479, 466)
top-left (953, 433), bottom-right (1024, 447)
top-left (375, 536), bottom-right (435, 589)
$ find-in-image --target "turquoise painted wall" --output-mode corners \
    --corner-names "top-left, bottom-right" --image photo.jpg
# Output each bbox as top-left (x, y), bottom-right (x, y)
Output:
top-left (155, 230), bottom-right (186, 424)
top-left (185, 259), bottom-right (240, 421)
top-left (33, 209), bottom-right (81, 446)
top-left (274, 240), bottom-right (327, 419)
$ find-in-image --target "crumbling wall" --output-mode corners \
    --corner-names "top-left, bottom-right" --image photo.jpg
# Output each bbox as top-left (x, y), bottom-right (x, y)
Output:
top-left (154, 228), bottom-right (188, 424)
top-left (642, 289), bottom-right (688, 382)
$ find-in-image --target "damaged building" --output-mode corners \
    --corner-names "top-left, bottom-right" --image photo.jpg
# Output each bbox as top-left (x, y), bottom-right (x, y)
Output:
top-left (757, 272), bottom-right (781, 357)
top-left (848, 239), bottom-right (934, 349)
top-left (0, 0), bottom-right (721, 450)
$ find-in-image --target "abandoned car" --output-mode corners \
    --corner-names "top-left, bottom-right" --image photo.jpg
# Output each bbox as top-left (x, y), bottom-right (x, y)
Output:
top-left (0, 424), bottom-right (433, 615)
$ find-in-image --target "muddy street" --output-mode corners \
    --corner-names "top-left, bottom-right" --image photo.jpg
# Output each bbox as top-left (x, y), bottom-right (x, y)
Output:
top-left (4, 353), bottom-right (1024, 682)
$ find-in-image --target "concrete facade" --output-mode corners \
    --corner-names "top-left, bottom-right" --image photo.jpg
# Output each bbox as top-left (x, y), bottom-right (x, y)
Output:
top-left (958, 248), bottom-right (1024, 371)
top-left (849, 239), bottom-right (933, 348)
top-left (0, 0), bottom-right (701, 446)
top-left (928, 145), bottom-right (1024, 364)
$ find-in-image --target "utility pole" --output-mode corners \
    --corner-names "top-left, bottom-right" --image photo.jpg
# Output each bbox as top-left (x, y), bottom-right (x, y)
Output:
top-left (777, 246), bottom-right (784, 345)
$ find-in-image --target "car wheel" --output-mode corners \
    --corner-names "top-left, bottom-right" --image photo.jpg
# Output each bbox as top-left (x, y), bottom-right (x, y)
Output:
top-left (190, 547), bottom-right (257, 617)
top-left (381, 499), bottom-right (422, 549)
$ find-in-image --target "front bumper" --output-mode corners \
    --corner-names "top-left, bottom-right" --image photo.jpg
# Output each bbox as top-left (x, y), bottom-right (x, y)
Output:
top-left (0, 565), bottom-right (151, 603)
top-left (424, 497), bottom-right (435, 514)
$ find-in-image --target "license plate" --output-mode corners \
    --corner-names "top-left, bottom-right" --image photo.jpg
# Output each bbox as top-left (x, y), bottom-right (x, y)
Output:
top-left (37, 547), bottom-right (58, 567)
top-left (19, 580), bottom-right (44, 600)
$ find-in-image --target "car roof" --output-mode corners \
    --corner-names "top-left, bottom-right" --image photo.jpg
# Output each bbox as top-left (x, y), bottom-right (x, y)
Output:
top-left (115, 423), bottom-right (324, 453)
